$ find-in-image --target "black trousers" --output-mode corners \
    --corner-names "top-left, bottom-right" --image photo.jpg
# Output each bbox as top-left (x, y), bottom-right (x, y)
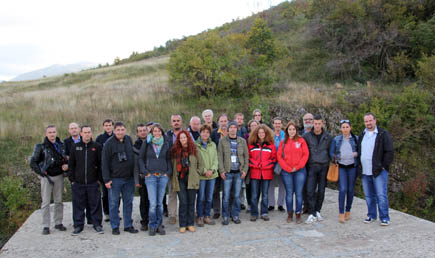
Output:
top-left (306, 165), bottom-right (329, 215)
top-left (212, 177), bottom-right (222, 213)
top-left (72, 182), bottom-right (102, 228)
top-left (138, 181), bottom-right (150, 225)
top-left (102, 184), bottom-right (110, 215)
top-left (177, 177), bottom-right (196, 227)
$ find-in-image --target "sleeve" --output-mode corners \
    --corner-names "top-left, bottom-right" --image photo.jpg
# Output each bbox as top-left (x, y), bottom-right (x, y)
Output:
top-left (382, 131), bottom-right (394, 169)
top-left (29, 144), bottom-right (43, 175)
top-left (96, 144), bottom-right (103, 184)
top-left (242, 139), bottom-right (249, 173)
top-left (196, 152), bottom-right (204, 176)
top-left (139, 142), bottom-right (151, 176)
top-left (217, 138), bottom-right (225, 174)
top-left (166, 145), bottom-right (172, 177)
top-left (270, 144), bottom-right (277, 164)
top-left (296, 139), bottom-right (310, 171)
top-left (133, 154), bottom-right (139, 185)
top-left (276, 141), bottom-right (284, 167)
top-left (329, 137), bottom-right (336, 160)
top-left (211, 146), bottom-right (219, 174)
top-left (67, 144), bottom-right (76, 182)
top-left (101, 142), bottom-right (111, 183)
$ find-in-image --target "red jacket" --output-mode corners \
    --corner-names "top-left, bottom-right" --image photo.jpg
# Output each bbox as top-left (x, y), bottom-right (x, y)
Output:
top-left (277, 137), bottom-right (309, 173)
top-left (248, 141), bottom-right (276, 180)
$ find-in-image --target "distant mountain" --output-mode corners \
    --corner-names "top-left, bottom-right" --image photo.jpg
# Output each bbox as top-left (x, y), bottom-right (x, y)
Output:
top-left (11, 62), bottom-right (96, 81)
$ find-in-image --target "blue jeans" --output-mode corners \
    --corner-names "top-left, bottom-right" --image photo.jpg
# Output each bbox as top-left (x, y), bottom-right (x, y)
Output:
top-left (145, 174), bottom-right (169, 230)
top-left (338, 166), bottom-right (357, 214)
top-left (108, 177), bottom-right (135, 229)
top-left (222, 173), bottom-right (242, 219)
top-left (250, 179), bottom-right (270, 217)
top-left (362, 170), bottom-right (390, 221)
top-left (281, 168), bottom-right (306, 214)
top-left (198, 178), bottom-right (216, 217)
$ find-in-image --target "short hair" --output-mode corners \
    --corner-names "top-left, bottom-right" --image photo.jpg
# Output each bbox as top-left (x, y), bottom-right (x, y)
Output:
top-left (170, 114), bottom-right (182, 121)
top-left (45, 125), bottom-right (56, 132)
top-left (218, 113), bottom-right (228, 122)
top-left (200, 124), bottom-right (212, 134)
top-left (68, 122), bottom-right (80, 129)
top-left (202, 109), bottom-right (213, 118)
top-left (234, 113), bottom-right (244, 119)
top-left (364, 112), bottom-right (376, 120)
top-left (114, 122), bottom-right (125, 129)
top-left (103, 119), bottom-right (114, 125)
top-left (80, 125), bottom-right (91, 130)
top-left (136, 123), bottom-right (146, 132)
top-left (313, 114), bottom-right (323, 121)
top-left (252, 109), bottom-right (262, 116)
top-left (150, 123), bottom-right (165, 136)
top-left (272, 117), bottom-right (283, 124)
top-left (190, 116), bottom-right (201, 124)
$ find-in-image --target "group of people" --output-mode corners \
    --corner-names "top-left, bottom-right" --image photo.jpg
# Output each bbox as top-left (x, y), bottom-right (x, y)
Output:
top-left (29, 109), bottom-right (394, 236)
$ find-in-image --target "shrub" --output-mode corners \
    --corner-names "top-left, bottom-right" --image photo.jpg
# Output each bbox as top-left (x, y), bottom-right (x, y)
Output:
top-left (416, 55), bottom-right (435, 90)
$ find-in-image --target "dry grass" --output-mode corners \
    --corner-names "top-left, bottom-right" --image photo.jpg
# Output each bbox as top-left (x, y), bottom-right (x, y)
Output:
top-left (278, 82), bottom-right (335, 107)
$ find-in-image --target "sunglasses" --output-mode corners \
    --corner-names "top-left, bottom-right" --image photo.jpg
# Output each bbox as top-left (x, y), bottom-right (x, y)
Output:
top-left (340, 119), bottom-right (350, 124)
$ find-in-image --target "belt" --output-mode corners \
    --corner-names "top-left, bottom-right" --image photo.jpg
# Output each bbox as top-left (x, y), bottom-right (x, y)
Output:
top-left (153, 172), bottom-right (162, 176)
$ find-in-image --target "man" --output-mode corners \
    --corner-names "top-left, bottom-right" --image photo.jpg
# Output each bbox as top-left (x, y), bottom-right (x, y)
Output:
top-left (218, 121), bottom-right (249, 225)
top-left (96, 119), bottom-right (114, 222)
top-left (102, 122), bottom-right (138, 235)
top-left (202, 109), bottom-right (218, 129)
top-left (268, 117), bottom-right (286, 211)
top-left (300, 113), bottom-right (314, 136)
top-left (303, 115), bottom-right (332, 224)
top-left (133, 123), bottom-right (150, 231)
top-left (30, 125), bottom-right (68, 235)
top-left (64, 122), bottom-right (81, 157)
top-left (166, 114), bottom-right (183, 224)
top-left (358, 112), bottom-right (394, 226)
top-left (234, 113), bottom-right (247, 137)
top-left (211, 114), bottom-right (229, 218)
top-left (188, 116), bottom-right (201, 141)
top-left (68, 125), bottom-right (104, 235)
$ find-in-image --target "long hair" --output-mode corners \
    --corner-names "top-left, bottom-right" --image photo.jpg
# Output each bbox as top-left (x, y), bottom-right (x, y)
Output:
top-left (284, 121), bottom-right (301, 143)
top-left (171, 130), bottom-right (197, 158)
top-left (248, 124), bottom-right (274, 145)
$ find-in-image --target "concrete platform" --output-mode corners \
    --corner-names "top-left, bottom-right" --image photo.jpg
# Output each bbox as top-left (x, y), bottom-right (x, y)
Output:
top-left (1, 188), bottom-right (434, 258)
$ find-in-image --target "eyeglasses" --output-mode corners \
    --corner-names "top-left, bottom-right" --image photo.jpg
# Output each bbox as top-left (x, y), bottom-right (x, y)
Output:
top-left (254, 114), bottom-right (261, 117)
top-left (303, 118), bottom-right (313, 121)
top-left (340, 119), bottom-right (350, 124)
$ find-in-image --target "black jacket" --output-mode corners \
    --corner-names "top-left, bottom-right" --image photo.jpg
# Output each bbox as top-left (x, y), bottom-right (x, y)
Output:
top-left (303, 129), bottom-right (332, 166)
top-left (188, 126), bottom-right (200, 141)
top-left (96, 131), bottom-right (113, 146)
top-left (102, 135), bottom-right (135, 183)
top-left (68, 140), bottom-right (102, 184)
top-left (63, 136), bottom-right (81, 157)
top-left (211, 128), bottom-right (223, 148)
top-left (357, 127), bottom-right (394, 177)
top-left (139, 137), bottom-right (172, 177)
top-left (133, 138), bottom-right (145, 185)
top-left (30, 137), bottom-right (67, 177)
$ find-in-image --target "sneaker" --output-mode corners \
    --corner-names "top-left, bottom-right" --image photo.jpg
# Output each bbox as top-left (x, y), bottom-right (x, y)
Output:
top-left (104, 214), bottom-right (110, 222)
top-left (149, 228), bottom-right (156, 236)
top-left (124, 227), bottom-right (139, 234)
top-left (55, 224), bottom-right (67, 231)
top-left (278, 206), bottom-right (285, 212)
top-left (140, 224), bottom-right (148, 231)
top-left (197, 217), bottom-right (204, 227)
top-left (156, 225), bottom-right (166, 235)
top-left (250, 216), bottom-right (257, 222)
top-left (112, 228), bottom-right (120, 235)
top-left (42, 227), bottom-right (50, 235)
top-left (204, 217), bottom-right (215, 225)
top-left (94, 226), bottom-right (104, 234)
top-left (222, 218), bottom-right (229, 225)
top-left (316, 211), bottom-right (324, 221)
top-left (71, 227), bottom-right (83, 236)
top-left (380, 220), bottom-right (390, 226)
top-left (169, 216), bottom-right (177, 225)
top-left (364, 217), bottom-right (376, 224)
top-left (268, 206), bottom-right (274, 211)
top-left (261, 215), bottom-right (270, 221)
top-left (305, 214), bottom-right (317, 224)
top-left (232, 217), bottom-right (241, 224)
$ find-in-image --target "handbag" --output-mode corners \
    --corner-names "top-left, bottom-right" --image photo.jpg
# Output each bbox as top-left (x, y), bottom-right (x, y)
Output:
top-left (327, 162), bottom-right (339, 182)
top-left (274, 141), bottom-right (286, 175)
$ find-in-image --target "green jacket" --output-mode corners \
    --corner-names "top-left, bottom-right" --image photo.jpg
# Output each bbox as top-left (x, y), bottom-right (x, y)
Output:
top-left (171, 153), bottom-right (203, 192)
top-left (195, 138), bottom-right (219, 180)
top-left (218, 136), bottom-right (249, 175)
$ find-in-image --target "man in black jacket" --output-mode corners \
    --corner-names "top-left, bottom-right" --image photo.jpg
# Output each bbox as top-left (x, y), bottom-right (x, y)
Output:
top-left (102, 122), bottom-right (138, 235)
top-left (96, 119), bottom-right (114, 221)
top-left (358, 112), bottom-right (394, 226)
top-left (303, 115), bottom-right (332, 224)
top-left (30, 125), bottom-right (68, 235)
top-left (68, 125), bottom-right (104, 235)
top-left (133, 123), bottom-right (150, 231)
top-left (64, 122), bottom-right (81, 157)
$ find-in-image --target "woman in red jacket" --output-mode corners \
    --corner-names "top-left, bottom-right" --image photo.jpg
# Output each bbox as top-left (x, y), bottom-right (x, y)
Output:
top-left (277, 121), bottom-right (309, 223)
top-left (248, 124), bottom-right (277, 222)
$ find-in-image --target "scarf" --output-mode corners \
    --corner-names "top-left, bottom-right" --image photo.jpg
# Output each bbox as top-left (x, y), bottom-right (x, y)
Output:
top-left (176, 147), bottom-right (189, 179)
top-left (151, 136), bottom-right (164, 157)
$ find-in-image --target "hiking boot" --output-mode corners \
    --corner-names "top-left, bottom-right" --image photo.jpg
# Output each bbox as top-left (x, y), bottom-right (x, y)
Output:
top-left (305, 214), bottom-right (317, 224)
top-left (149, 227), bottom-right (156, 236)
top-left (157, 225), bottom-right (166, 235)
top-left (42, 227), bottom-right (50, 235)
top-left (55, 224), bottom-right (67, 231)
top-left (261, 215), bottom-right (270, 221)
top-left (232, 217), bottom-right (241, 224)
top-left (124, 227), bottom-right (139, 234)
top-left (169, 216), bottom-right (177, 225)
top-left (287, 212), bottom-right (294, 223)
top-left (295, 213), bottom-right (302, 224)
top-left (204, 216), bottom-right (215, 225)
top-left (345, 212), bottom-right (351, 221)
top-left (222, 217), bottom-right (229, 225)
top-left (197, 217), bottom-right (204, 227)
top-left (112, 228), bottom-right (120, 235)
top-left (339, 213), bottom-right (345, 223)
top-left (250, 216), bottom-right (258, 222)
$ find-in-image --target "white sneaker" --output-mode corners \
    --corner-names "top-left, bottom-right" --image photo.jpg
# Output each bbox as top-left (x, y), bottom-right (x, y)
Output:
top-left (316, 211), bottom-right (324, 221)
top-left (305, 214), bottom-right (317, 224)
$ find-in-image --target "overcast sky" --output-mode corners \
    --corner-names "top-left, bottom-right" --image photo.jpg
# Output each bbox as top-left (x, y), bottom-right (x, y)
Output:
top-left (0, 0), bottom-right (285, 81)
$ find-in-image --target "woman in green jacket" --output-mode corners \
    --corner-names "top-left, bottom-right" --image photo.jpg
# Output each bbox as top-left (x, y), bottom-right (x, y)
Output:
top-left (171, 130), bottom-right (203, 233)
top-left (195, 124), bottom-right (219, 227)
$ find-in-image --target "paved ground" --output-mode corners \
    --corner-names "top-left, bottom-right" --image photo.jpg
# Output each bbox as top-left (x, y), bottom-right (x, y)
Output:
top-left (1, 188), bottom-right (434, 258)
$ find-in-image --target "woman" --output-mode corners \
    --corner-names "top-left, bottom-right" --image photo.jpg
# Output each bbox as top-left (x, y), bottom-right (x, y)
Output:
top-left (277, 121), bottom-right (309, 224)
top-left (252, 109), bottom-right (264, 124)
top-left (139, 123), bottom-right (172, 236)
top-left (329, 119), bottom-right (358, 223)
top-left (171, 130), bottom-right (203, 233)
top-left (248, 124), bottom-right (276, 221)
top-left (195, 124), bottom-right (219, 227)
top-left (243, 119), bottom-right (259, 212)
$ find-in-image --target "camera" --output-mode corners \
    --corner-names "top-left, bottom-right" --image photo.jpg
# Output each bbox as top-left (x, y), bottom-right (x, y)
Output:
top-left (118, 152), bottom-right (128, 162)
top-left (181, 157), bottom-right (190, 168)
